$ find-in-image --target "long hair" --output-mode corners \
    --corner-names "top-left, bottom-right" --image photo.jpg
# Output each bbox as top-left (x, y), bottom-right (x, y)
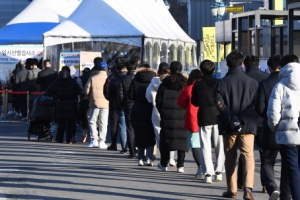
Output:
top-left (187, 69), bottom-right (201, 85)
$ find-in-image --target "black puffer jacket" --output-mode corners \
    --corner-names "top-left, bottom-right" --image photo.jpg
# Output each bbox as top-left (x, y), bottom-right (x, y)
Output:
top-left (46, 72), bottom-right (81, 119)
top-left (214, 67), bottom-right (258, 135)
top-left (128, 68), bottom-right (157, 101)
top-left (131, 86), bottom-right (155, 148)
top-left (15, 66), bottom-right (28, 91)
top-left (156, 73), bottom-right (188, 152)
top-left (107, 71), bottom-right (127, 110)
top-left (246, 66), bottom-right (269, 128)
top-left (118, 71), bottom-right (135, 110)
top-left (191, 75), bottom-right (220, 126)
top-left (255, 72), bottom-right (280, 149)
top-left (36, 67), bottom-right (58, 92)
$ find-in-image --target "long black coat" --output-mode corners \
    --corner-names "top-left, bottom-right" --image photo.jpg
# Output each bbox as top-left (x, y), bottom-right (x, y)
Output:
top-left (246, 66), bottom-right (269, 127)
top-left (191, 75), bottom-right (219, 126)
top-left (131, 86), bottom-right (155, 148)
top-left (36, 67), bottom-right (58, 92)
top-left (156, 73), bottom-right (188, 152)
top-left (46, 75), bottom-right (81, 120)
top-left (255, 72), bottom-right (280, 149)
top-left (129, 68), bottom-right (156, 148)
top-left (214, 67), bottom-right (258, 135)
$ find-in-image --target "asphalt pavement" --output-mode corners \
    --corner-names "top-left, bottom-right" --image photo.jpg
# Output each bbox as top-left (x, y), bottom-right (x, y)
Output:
top-left (0, 114), bottom-right (281, 200)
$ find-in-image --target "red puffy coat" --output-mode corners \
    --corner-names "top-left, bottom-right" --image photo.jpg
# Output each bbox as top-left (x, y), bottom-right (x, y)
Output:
top-left (177, 82), bottom-right (199, 132)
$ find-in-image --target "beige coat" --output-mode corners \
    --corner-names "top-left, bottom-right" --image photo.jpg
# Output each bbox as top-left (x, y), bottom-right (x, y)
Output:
top-left (85, 71), bottom-right (109, 109)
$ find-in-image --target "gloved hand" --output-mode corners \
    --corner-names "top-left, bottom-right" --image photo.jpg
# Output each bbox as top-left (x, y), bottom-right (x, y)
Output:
top-left (230, 116), bottom-right (242, 133)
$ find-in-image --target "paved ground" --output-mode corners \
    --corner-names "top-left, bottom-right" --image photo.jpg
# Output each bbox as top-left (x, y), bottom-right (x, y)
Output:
top-left (0, 114), bottom-right (281, 200)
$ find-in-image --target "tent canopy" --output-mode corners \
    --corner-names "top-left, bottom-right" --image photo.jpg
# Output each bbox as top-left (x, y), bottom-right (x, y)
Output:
top-left (0, 0), bottom-right (82, 45)
top-left (44, 0), bottom-right (196, 47)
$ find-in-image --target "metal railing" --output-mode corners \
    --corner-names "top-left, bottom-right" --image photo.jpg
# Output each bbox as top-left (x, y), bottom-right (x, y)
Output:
top-left (1, 89), bottom-right (42, 123)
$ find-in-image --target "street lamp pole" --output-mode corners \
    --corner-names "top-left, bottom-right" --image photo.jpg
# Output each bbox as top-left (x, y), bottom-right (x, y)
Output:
top-left (211, 0), bottom-right (226, 79)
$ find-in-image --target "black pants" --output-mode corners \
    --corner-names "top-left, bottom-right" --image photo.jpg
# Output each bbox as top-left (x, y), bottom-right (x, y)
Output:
top-left (19, 94), bottom-right (27, 117)
top-left (261, 148), bottom-right (291, 199)
top-left (238, 127), bottom-right (263, 186)
top-left (160, 150), bottom-right (185, 168)
top-left (56, 118), bottom-right (76, 143)
top-left (125, 109), bottom-right (136, 156)
top-left (109, 108), bottom-right (118, 146)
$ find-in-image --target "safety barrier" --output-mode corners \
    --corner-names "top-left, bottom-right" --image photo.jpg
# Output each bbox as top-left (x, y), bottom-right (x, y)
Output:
top-left (1, 89), bottom-right (42, 123)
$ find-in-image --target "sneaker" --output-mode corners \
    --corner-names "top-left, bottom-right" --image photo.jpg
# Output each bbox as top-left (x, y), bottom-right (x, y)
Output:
top-left (128, 154), bottom-right (137, 159)
top-left (107, 144), bottom-right (117, 151)
top-left (203, 174), bottom-right (212, 184)
top-left (269, 190), bottom-right (280, 200)
top-left (169, 159), bottom-right (176, 167)
top-left (195, 167), bottom-right (203, 178)
top-left (119, 150), bottom-right (128, 154)
top-left (22, 117), bottom-right (27, 121)
top-left (157, 162), bottom-right (167, 171)
top-left (138, 159), bottom-right (144, 166)
top-left (215, 172), bottom-right (222, 182)
top-left (145, 157), bottom-right (153, 166)
top-left (86, 140), bottom-right (99, 148)
top-left (177, 167), bottom-right (184, 173)
top-left (99, 142), bottom-right (107, 149)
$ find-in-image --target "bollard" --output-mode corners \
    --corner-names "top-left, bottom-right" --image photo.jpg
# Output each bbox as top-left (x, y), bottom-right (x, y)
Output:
top-left (27, 91), bottom-right (30, 123)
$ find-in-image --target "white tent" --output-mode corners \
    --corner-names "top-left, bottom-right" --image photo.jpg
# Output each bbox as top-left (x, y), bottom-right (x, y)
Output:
top-left (43, 0), bottom-right (197, 71)
top-left (0, 0), bottom-right (82, 44)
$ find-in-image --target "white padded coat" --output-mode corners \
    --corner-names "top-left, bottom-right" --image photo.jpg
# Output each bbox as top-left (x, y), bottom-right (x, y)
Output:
top-left (267, 62), bottom-right (300, 145)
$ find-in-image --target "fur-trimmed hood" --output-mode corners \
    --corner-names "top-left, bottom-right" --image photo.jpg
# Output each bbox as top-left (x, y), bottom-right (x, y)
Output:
top-left (162, 73), bottom-right (187, 90)
top-left (134, 67), bottom-right (157, 83)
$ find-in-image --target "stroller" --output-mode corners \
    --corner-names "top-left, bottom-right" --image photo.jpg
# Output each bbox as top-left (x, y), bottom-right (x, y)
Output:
top-left (28, 95), bottom-right (54, 141)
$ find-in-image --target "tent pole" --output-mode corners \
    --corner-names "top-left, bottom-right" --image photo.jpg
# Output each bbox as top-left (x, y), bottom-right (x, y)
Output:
top-left (141, 36), bottom-right (145, 65)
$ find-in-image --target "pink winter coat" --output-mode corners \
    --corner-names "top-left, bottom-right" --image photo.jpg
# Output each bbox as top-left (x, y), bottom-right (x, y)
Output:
top-left (177, 82), bottom-right (199, 132)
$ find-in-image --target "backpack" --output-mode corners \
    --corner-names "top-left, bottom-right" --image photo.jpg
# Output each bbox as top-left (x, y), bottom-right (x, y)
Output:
top-left (26, 70), bottom-right (40, 91)
top-left (108, 77), bottom-right (121, 105)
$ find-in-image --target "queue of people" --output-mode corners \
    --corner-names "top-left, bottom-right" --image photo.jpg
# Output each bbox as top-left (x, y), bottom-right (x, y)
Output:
top-left (7, 49), bottom-right (300, 200)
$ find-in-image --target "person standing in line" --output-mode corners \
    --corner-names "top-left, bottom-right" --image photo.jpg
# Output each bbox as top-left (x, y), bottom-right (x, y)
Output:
top-left (15, 61), bottom-right (28, 119)
top-left (26, 59), bottom-right (42, 114)
top-left (178, 69), bottom-right (203, 177)
top-left (145, 63), bottom-right (176, 165)
top-left (89, 57), bottom-right (103, 78)
top-left (105, 57), bottom-right (127, 152)
top-left (117, 60), bottom-right (138, 158)
top-left (237, 55), bottom-right (269, 192)
top-left (156, 61), bottom-right (188, 173)
top-left (256, 55), bottom-right (291, 200)
top-left (267, 54), bottom-right (300, 200)
top-left (10, 62), bottom-right (21, 117)
top-left (214, 50), bottom-right (258, 200)
top-left (191, 60), bottom-right (225, 184)
top-left (46, 68), bottom-right (81, 144)
top-left (36, 59), bottom-right (58, 93)
top-left (85, 62), bottom-right (109, 149)
top-left (128, 63), bottom-right (157, 164)
top-left (79, 67), bottom-right (91, 143)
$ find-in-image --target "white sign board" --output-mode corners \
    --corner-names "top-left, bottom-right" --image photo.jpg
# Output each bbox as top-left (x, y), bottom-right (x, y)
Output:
top-left (0, 45), bottom-right (43, 64)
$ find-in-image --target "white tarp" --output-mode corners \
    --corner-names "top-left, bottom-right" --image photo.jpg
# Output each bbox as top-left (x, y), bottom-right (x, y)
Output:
top-left (44, 0), bottom-right (196, 47)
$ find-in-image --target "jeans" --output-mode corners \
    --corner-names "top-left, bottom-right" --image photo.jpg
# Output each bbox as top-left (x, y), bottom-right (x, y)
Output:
top-left (261, 148), bottom-right (291, 199)
top-left (281, 145), bottom-right (300, 200)
top-left (117, 110), bottom-right (127, 151)
top-left (88, 108), bottom-right (109, 142)
top-left (138, 146), bottom-right (154, 160)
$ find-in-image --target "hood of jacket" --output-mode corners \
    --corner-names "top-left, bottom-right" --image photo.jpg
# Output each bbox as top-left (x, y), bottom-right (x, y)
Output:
top-left (134, 67), bottom-right (157, 83)
top-left (57, 77), bottom-right (74, 88)
top-left (162, 73), bottom-right (187, 90)
top-left (279, 62), bottom-right (300, 91)
top-left (150, 77), bottom-right (161, 90)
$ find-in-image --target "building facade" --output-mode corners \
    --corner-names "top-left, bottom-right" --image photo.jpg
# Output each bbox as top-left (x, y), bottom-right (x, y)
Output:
top-left (0, 0), bottom-right (31, 28)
